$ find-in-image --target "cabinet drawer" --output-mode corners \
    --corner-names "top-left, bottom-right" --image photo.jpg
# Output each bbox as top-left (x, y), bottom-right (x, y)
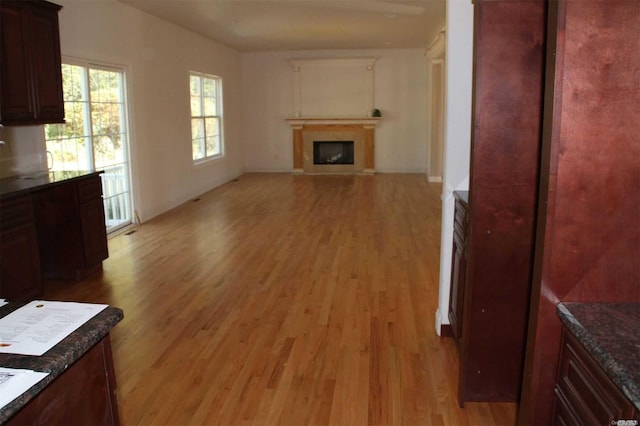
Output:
top-left (453, 198), bottom-right (468, 243)
top-left (454, 199), bottom-right (468, 228)
top-left (553, 387), bottom-right (582, 426)
top-left (0, 196), bottom-right (34, 231)
top-left (554, 329), bottom-right (637, 424)
top-left (77, 177), bottom-right (103, 203)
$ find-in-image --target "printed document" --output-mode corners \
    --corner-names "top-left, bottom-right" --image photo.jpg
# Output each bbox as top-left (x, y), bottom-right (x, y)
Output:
top-left (0, 301), bottom-right (107, 356)
top-left (0, 367), bottom-right (49, 411)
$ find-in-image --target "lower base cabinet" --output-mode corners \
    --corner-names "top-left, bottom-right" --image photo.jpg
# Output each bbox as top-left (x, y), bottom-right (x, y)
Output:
top-left (6, 336), bottom-right (120, 425)
top-left (0, 196), bottom-right (42, 302)
top-left (34, 174), bottom-right (108, 281)
top-left (0, 173), bottom-right (108, 301)
top-left (448, 192), bottom-right (468, 342)
top-left (553, 329), bottom-right (638, 424)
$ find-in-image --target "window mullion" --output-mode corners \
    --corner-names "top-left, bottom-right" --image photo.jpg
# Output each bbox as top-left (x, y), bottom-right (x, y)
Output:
top-left (200, 77), bottom-right (207, 157)
top-left (84, 67), bottom-right (95, 171)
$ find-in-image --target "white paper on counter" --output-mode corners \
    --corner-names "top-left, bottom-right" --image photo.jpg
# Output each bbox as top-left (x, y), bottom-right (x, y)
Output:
top-left (0, 367), bottom-right (49, 410)
top-left (0, 300), bottom-right (108, 356)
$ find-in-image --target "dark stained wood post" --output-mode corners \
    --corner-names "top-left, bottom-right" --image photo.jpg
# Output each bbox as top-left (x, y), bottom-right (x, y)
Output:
top-left (458, 0), bottom-right (546, 405)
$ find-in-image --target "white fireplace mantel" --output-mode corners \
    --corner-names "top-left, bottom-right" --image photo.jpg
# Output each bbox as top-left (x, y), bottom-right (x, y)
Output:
top-left (286, 117), bottom-right (381, 128)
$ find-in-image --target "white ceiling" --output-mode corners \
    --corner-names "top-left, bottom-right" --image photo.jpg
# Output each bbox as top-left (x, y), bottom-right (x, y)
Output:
top-left (116, 0), bottom-right (446, 52)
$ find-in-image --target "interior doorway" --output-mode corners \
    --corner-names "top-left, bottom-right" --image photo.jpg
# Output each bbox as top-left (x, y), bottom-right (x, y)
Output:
top-left (427, 30), bottom-right (446, 182)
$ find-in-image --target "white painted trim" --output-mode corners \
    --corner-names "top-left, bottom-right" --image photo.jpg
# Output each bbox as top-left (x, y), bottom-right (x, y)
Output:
top-left (426, 28), bottom-right (447, 59)
top-left (289, 57), bottom-right (378, 118)
top-left (425, 28), bottom-right (446, 191)
top-left (286, 118), bottom-right (381, 127)
top-left (436, 0), bottom-right (473, 332)
top-left (290, 57), bottom-right (377, 69)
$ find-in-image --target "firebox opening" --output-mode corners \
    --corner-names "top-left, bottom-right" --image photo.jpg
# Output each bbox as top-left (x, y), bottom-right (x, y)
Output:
top-left (313, 141), bottom-right (355, 165)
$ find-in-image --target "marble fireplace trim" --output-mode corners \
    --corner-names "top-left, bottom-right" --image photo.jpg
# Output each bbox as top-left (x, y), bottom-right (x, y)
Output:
top-left (286, 118), bottom-right (380, 174)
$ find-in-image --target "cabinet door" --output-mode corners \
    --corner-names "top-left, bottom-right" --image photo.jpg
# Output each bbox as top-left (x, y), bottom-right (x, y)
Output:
top-left (0, 2), bottom-right (36, 123)
top-left (553, 329), bottom-right (638, 424)
top-left (0, 0), bottom-right (63, 125)
top-left (0, 196), bottom-right (42, 302)
top-left (448, 231), bottom-right (467, 341)
top-left (6, 337), bottom-right (121, 425)
top-left (33, 182), bottom-right (85, 280)
top-left (80, 197), bottom-right (109, 268)
top-left (0, 224), bottom-right (42, 302)
top-left (28, 2), bottom-right (64, 123)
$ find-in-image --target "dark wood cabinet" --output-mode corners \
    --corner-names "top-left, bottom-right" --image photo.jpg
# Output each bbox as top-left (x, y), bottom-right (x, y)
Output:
top-left (0, 173), bottom-right (108, 300)
top-left (0, 0), bottom-right (64, 125)
top-left (6, 336), bottom-right (121, 426)
top-left (448, 192), bottom-right (468, 342)
top-left (34, 174), bottom-right (108, 280)
top-left (553, 329), bottom-right (638, 424)
top-left (517, 1), bottom-right (640, 422)
top-left (455, 0), bottom-right (545, 405)
top-left (0, 196), bottom-right (42, 302)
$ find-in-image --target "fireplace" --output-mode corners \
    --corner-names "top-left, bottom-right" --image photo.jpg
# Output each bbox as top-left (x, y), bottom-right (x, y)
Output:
top-left (313, 141), bottom-right (354, 165)
top-left (286, 118), bottom-right (380, 174)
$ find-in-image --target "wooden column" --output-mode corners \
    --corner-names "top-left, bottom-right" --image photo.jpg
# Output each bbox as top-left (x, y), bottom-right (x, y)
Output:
top-left (458, 0), bottom-right (546, 405)
top-left (292, 125), bottom-right (303, 173)
top-left (363, 125), bottom-right (375, 174)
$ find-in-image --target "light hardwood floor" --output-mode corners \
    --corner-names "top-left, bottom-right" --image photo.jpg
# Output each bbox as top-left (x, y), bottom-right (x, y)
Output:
top-left (44, 173), bottom-right (517, 426)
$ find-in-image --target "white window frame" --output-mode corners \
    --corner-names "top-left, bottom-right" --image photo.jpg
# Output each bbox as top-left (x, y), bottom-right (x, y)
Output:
top-left (45, 58), bottom-right (134, 234)
top-left (190, 71), bottom-right (224, 163)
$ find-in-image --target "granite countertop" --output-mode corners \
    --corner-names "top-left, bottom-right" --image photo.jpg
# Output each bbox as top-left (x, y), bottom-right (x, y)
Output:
top-left (557, 302), bottom-right (640, 410)
top-left (0, 170), bottom-right (102, 200)
top-left (0, 303), bottom-right (124, 423)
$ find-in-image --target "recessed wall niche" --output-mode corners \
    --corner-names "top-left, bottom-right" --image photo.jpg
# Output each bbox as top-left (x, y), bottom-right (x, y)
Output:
top-left (290, 58), bottom-right (377, 118)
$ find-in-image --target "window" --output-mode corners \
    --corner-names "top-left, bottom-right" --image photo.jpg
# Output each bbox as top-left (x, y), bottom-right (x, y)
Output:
top-left (45, 62), bottom-right (133, 234)
top-left (190, 72), bottom-right (223, 161)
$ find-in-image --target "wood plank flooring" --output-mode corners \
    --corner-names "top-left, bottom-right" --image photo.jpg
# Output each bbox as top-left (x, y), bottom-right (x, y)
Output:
top-left (44, 173), bottom-right (517, 425)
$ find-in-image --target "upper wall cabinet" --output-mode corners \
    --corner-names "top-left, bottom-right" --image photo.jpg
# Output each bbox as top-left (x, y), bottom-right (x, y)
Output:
top-left (0, 0), bottom-right (65, 125)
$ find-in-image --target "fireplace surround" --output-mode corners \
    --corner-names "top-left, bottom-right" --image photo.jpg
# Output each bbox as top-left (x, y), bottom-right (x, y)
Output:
top-left (286, 118), bottom-right (380, 174)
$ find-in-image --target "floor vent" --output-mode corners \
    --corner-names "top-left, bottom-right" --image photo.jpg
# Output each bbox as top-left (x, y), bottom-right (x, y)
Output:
top-left (193, 198), bottom-right (201, 202)
top-left (124, 230), bottom-right (136, 236)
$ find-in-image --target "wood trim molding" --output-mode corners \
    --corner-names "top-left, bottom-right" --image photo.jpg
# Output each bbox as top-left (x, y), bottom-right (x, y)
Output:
top-left (289, 58), bottom-right (378, 118)
top-left (427, 28), bottom-right (446, 59)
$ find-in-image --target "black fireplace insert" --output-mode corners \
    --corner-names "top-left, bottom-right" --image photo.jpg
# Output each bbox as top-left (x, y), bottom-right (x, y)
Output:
top-left (313, 141), bottom-right (354, 165)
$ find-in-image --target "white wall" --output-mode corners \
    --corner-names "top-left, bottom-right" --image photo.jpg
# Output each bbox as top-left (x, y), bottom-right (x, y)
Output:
top-left (435, 0), bottom-right (473, 334)
top-left (242, 49), bottom-right (428, 173)
top-left (54, 0), bottom-right (244, 222)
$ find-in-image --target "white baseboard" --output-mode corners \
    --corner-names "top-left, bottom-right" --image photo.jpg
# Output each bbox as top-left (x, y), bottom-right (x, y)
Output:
top-left (435, 309), bottom-right (442, 336)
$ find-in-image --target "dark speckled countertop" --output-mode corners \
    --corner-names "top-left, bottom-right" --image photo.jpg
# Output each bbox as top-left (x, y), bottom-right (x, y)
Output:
top-left (0, 170), bottom-right (102, 200)
top-left (0, 303), bottom-right (123, 423)
top-left (557, 302), bottom-right (640, 410)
